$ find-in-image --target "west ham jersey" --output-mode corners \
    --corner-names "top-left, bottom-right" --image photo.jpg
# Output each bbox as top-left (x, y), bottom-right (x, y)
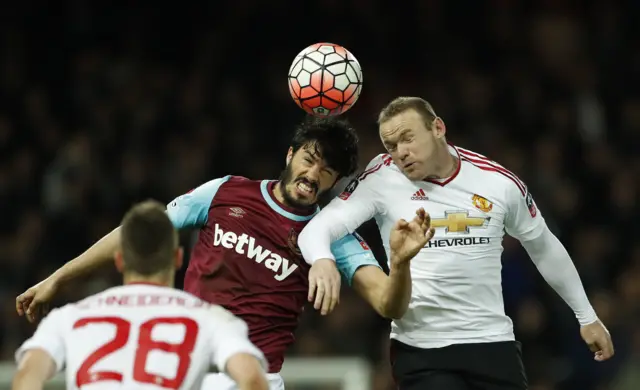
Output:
top-left (166, 176), bottom-right (379, 371)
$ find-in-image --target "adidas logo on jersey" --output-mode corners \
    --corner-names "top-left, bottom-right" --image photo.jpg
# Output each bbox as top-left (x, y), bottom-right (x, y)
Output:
top-left (213, 224), bottom-right (298, 281)
top-left (411, 189), bottom-right (428, 201)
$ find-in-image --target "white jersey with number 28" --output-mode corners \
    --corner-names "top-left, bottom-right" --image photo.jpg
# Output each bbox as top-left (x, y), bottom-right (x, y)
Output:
top-left (15, 284), bottom-right (266, 390)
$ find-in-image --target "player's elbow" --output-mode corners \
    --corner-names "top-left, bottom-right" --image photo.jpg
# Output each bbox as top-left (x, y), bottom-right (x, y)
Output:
top-left (235, 370), bottom-right (269, 390)
top-left (225, 353), bottom-right (268, 390)
top-left (378, 298), bottom-right (408, 319)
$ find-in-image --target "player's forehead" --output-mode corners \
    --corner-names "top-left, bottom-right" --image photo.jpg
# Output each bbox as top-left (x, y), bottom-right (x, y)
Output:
top-left (379, 109), bottom-right (424, 141)
top-left (297, 142), bottom-right (325, 162)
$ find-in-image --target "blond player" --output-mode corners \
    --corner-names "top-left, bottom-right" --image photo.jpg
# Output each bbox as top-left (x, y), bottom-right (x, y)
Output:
top-left (13, 200), bottom-right (268, 390)
top-left (298, 97), bottom-right (614, 390)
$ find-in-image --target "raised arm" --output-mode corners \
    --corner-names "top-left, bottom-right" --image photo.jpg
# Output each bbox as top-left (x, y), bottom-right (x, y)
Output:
top-left (298, 157), bottom-right (387, 265)
top-left (16, 176), bottom-right (230, 322)
top-left (299, 156), bottom-right (388, 315)
top-left (334, 209), bottom-right (434, 319)
top-left (505, 185), bottom-right (613, 361)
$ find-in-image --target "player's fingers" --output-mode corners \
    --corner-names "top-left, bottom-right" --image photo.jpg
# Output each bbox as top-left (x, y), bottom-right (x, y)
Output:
top-left (313, 282), bottom-right (325, 310)
top-left (321, 281), bottom-right (334, 315)
top-left (426, 227), bottom-right (436, 241)
top-left (423, 212), bottom-right (431, 228)
top-left (26, 297), bottom-right (41, 320)
top-left (16, 293), bottom-right (28, 316)
top-left (308, 277), bottom-right (317, 302)
top-left (600, 336), bottom-right (614, 360)
top-left (327, 277), bottom-right (340, 314)
top-left (411, 208), bottom-right (424, 224)
top-left (394, 219), bottom-right (408, 230)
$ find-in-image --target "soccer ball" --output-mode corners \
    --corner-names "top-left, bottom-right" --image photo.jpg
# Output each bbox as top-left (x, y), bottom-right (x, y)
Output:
top-left (288, 43), bottom-right (363, 116)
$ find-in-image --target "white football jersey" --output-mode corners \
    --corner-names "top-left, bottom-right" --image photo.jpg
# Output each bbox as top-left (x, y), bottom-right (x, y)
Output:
top-left (15, 284), bottom-right (266, 390)
top-left (317, 145), bottom-right (546, 348)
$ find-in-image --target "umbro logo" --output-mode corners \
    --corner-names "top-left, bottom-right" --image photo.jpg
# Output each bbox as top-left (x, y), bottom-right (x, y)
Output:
top-left (229, 207), bottom-right (245, 218)
top-left (411, 189), bottom-right (428, 201)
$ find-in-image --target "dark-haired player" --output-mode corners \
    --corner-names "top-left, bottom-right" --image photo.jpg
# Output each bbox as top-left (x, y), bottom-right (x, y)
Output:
top-left (14, 200), bottom-right (269, 390)
top-left (17, 116), bottom-right (434, 390)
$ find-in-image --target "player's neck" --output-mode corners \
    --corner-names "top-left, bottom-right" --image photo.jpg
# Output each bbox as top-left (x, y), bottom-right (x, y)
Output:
top-left (123, 272), bottom-right (173, 287)
top-left (424, 146), bottom-right (458, 180)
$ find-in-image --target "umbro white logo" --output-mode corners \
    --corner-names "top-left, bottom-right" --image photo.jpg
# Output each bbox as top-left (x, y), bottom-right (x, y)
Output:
top-left (411, 189), bottom-right (428, 201)
top-left (229, 207), bottom-right (245, 218)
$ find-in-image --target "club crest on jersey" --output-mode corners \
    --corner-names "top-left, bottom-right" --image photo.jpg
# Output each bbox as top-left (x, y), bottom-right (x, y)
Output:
top-left (471, 194), bottom-right (493, 213)
top-left (287, 228), bottom-right (302, 257)
top-left (338, 179), bottom-right (358, 200)
top-left (525, 191), bottom-right (537, 218)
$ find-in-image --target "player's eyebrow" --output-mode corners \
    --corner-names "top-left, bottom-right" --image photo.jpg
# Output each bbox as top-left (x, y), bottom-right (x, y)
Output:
top-left (303, 146), bottom-right (323, 161)
top-left (384, 128), bottom-right (411, 144)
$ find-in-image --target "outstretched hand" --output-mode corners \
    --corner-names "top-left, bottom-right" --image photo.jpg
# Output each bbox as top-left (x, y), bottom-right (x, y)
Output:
top-left (16, 277), bottom-right (59, 323)
top-left (389, 207), bottom-right (435, 265)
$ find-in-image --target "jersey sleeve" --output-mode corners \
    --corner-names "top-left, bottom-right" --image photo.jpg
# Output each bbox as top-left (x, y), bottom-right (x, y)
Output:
top-left (504, 183), bottom-right (546, 242)
top-left (298, 155), bottom-right (387, 264)
top-left (166, 175), bottom-right (231, 229)
top-left (208, 306), bottom-right (267, 373)
top-left (332, 233), bottom-right (381, 286)
top-left (15, 307), bottom-right (68, 373)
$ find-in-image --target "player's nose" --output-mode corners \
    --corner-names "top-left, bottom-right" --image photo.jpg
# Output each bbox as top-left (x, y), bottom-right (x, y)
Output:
top-left (397, 144), bottom-right (410, 161)
top-left (306, 164), bottom-right (321, 181)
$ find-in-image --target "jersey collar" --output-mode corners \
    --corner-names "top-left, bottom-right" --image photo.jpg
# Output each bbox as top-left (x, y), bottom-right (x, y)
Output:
top-left (260, 180), bottom-right (319, 222)
top-left (424, 143), bottom-right (461, 186)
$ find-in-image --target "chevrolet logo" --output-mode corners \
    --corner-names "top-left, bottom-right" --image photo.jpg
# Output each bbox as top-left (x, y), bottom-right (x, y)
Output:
top-left (431, 211), bottom-right (490, 233)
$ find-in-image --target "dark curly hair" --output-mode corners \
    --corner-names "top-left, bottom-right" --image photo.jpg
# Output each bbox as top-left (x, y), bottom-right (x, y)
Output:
top-left (290, 115), bottom-right (359, 179)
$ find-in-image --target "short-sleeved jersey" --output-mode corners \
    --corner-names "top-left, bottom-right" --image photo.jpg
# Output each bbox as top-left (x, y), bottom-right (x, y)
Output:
top-left (15, 284), bottom-right (265, 390)
top-left (307, 145), bottom-right (546, 348)
top-left (166, 176), bottom-right (379, 372)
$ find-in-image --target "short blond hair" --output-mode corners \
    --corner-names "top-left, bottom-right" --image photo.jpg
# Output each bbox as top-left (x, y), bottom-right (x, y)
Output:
top-left (378, 97), bottom-right (438, 129)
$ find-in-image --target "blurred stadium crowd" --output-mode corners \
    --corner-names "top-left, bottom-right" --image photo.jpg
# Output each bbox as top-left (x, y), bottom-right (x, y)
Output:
top-left (0, 1), bottom-right (638, 389)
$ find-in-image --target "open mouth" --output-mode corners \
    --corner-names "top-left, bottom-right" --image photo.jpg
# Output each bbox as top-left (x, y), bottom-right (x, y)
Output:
top-left (295, 179), bottom-right (317, 197)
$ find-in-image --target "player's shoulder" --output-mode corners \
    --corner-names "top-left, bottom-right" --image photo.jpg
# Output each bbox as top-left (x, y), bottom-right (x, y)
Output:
top-left (363, 153), bottom-right (394, 171)
top-left (358, 153), bottom-right (401, 180)
top-left (36, 303), bottom-right (77, 330)
top-left (455, 145), bottom-right (528, 199)
top-left (213, 175), bottom-right (265, 192)
top-left (337, 154), bottom-right (402, 200)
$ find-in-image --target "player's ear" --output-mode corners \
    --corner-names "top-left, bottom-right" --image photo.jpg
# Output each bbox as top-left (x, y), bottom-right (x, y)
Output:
top-left (114, 251), bottom-right (125, 273)
top-left (174, 247), bottom-right (184, 270)
top-left (433, 117), bottom-right (446, 139)
top-left (286, 147), bottom-right (293, 165)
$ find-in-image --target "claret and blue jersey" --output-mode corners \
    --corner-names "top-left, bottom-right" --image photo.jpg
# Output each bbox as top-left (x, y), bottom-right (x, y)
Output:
top-left (165, 175), bottom-right (379, 372)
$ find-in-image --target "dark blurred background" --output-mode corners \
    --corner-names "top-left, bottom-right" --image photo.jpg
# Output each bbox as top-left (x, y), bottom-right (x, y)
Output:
top-left (1, 1), bottom-right (639, 389)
